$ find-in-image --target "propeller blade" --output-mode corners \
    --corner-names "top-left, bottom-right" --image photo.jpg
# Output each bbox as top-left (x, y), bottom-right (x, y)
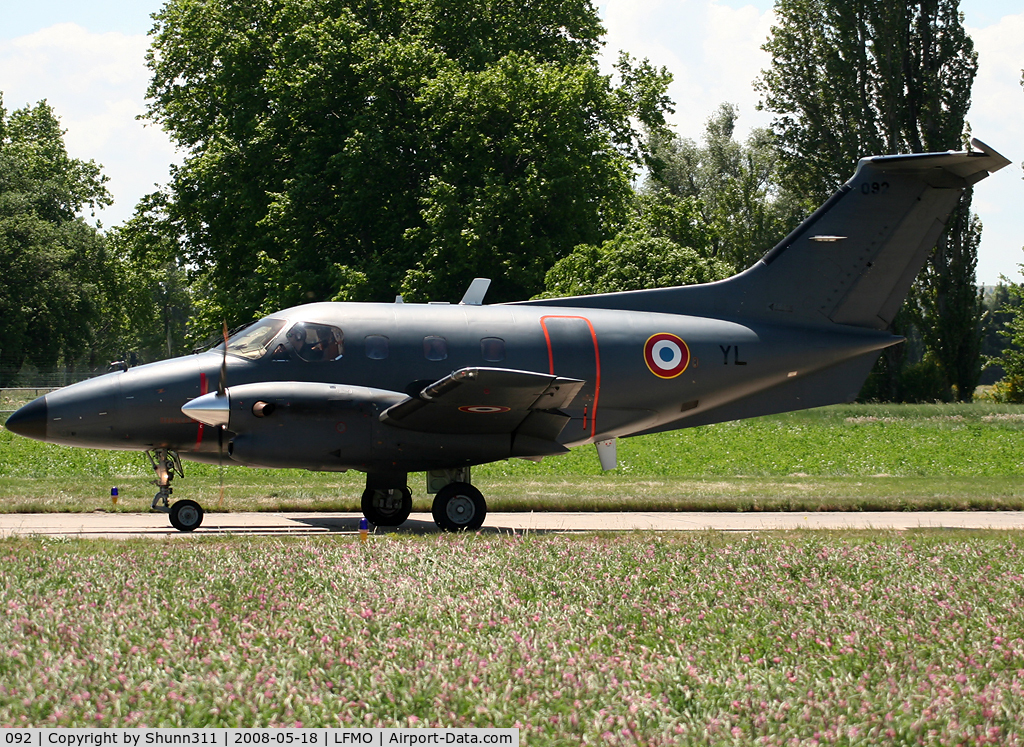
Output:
top-left (218, 320), bottom-right (229, 397)
top-left (219, 319), bottom-right (229, 507)
top-left (218, 424), bottom-right (225, 508)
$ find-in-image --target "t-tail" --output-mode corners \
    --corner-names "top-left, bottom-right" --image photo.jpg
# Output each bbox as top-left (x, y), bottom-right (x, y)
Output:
top-left (527, 139), bottom-right (1010, 329)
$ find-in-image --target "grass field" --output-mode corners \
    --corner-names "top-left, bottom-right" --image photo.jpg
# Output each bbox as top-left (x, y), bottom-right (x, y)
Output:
top-left (3, 401), bottom-right (1024, 742)
top-left (2, 402), bottom-right (1024, 512)
top-left (0, 531), bottom-right (1022, 743)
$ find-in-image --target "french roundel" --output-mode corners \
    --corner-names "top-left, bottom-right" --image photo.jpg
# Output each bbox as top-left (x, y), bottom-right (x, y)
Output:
top-left (644, 333), bottom-right (690, 379)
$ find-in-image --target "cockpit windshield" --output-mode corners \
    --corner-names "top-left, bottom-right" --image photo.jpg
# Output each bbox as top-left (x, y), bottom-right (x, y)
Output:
top-left (224, 319), bottom-right (287, 360)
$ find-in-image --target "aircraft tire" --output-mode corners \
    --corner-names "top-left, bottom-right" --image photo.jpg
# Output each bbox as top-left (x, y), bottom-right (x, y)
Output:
top-left (361, 486), bottom-right (413, 527)
top-left (169, 499), bottom-right (204, 532)
top-left (431, 482), bottom-right (486, 532)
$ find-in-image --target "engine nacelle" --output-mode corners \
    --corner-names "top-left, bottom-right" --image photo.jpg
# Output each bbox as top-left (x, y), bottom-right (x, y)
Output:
top-left (185, 381), bottom-right (515, 472)
top-left (211, 382), bottom-right (396, 470)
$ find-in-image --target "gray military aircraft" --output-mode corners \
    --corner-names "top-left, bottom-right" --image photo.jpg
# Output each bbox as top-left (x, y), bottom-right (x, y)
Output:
top-left (4, 140), bottom-right (1010, 532)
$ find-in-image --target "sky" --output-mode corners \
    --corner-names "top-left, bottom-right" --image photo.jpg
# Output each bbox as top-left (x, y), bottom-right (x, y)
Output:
top-left (1, 0), bottom-right (1021, 283)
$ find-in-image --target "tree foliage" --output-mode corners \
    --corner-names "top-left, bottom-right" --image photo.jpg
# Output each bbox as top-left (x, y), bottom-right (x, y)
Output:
top-left (912, 204), bottom-right (985, 400)
top-left (540, 232), bottom-right (732, 298)
top-left (541, 104), bottom-right (801, 299)
top-left (140, 0), bottom-right (673, 329)
top-left (0, 95), bottom-right (114, 383)
top-left (989, 280), bottom-right (1024, 402)
top-left (646, 104), bottom-right (802, 270)
top-left (104, 191), bottom-right (194, 363)
top-left (986, 71), bottom-right (1024, 400)
top-left (758, 0), bottom-right (983, 401)
top-left (539, 191), bottom-right (733, 298)
top-left (758, 0), bottom-right (976, 203)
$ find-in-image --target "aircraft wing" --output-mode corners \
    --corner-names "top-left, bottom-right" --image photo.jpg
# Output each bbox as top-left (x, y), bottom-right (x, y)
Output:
top-left (380, 368), bottom-right (584, 446)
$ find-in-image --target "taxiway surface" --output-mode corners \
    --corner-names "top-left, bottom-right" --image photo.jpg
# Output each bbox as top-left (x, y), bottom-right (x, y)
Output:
top-left (1, 511), bottom-right (1024, 539)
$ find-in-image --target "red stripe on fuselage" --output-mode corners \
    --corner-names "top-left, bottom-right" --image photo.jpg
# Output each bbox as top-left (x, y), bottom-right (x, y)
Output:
top-left (195, 372), bottom-right (208, 449)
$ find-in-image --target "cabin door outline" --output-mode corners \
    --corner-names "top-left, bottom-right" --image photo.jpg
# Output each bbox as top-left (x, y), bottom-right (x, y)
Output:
top-left (539, 315), bottom-right (601, 440)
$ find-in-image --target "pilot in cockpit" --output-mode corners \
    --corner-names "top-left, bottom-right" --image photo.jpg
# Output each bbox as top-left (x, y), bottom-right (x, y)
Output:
top-left (271, 323), bottom-right (343, 362)
top-left (290, 324), bottom-right (321, 360)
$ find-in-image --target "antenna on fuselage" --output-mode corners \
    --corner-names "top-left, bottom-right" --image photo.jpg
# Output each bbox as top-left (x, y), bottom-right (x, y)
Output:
top-left (459, 278), bottom-right (491, 306)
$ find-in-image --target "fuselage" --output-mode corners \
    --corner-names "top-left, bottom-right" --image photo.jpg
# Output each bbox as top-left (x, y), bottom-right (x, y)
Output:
top-left (10, 299), bottom-right (897, 473)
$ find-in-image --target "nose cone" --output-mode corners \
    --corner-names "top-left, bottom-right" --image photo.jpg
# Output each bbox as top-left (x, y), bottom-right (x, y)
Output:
top-left (5, 396), bottom-right (48, 441)
top-left (182, 392), bottom-right (230, 428)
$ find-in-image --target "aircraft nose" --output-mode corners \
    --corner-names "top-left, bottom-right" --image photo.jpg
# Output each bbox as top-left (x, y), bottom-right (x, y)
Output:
top-left (5, 396), bottom-right (48, 441)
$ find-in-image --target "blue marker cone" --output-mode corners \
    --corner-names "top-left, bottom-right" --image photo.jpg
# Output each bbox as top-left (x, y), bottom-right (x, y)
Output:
top-left (359, 517), bottom-right (369, 543)
top-left (111, 487), bottom-right (119, 506)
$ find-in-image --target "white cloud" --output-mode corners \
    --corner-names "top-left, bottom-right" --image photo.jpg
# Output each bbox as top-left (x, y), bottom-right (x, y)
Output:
top-left (966, 13), bottom-right (1024, 283)
top-left (599, 0), bottom-right (775, 140)
top-left (600, 2), bottom-right (1023, 283)
top-left (0, 23), bottom-right (178, 228)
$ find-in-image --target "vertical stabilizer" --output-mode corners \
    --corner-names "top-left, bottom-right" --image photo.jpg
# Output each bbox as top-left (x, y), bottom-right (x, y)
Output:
top-left (517, 140), bottom-right (1010, 330)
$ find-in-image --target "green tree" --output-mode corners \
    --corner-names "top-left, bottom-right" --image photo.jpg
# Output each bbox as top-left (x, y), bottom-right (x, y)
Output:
top-left (540, 231), bottom-right (732, 298)
top-left (104, 192), bottom-right (194, 363)
top-left (979, 284), bottom-right (1017, 387)
top-left (989, 279), bottom-right (1024, 402)
top-left (646, 103), bottom-right (802, 270)
top-left (0, 95), bottom-right (114, 384)
top-left (539, 190), bottom-right (732, 297)
top-left (539, 104), bottom-right (798, 300)
top-left (986, 70), bottom-right (1024, 401)
top-left (141, 0), bottom-right (673, 329)
top-left (757, 0), bottom-right (982, 401)
top-left (913, 207), bottom-right (985, 400)
top-left (758, 0), bottom-right (976, 203)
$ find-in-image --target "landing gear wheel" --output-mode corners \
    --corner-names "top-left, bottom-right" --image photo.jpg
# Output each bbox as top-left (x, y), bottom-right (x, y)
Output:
top-left (361, 486), bottom-right (413, 527)
top-left (170, 499), bottom-right (204, 532)
top-left (431, 482), bottom-right (486, 532)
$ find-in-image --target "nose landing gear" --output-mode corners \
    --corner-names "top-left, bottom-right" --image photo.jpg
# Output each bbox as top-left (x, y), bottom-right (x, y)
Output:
top-left (361, 486), bottom-right (413, 526)
top-left (146, 449), bottom-right (204, 532)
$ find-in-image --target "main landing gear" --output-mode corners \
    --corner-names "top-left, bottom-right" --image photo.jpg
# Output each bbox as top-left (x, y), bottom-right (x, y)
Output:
top-left (431, 481), bottom-right (486, 532)
top-left (361, 468), bottom-right (486, 532)
top-left (144, 456), bottom-right (484, 534)
top-left (146, 448), bottom-right (204, 532)
top-left (427, 468), bottom-right (485, 532)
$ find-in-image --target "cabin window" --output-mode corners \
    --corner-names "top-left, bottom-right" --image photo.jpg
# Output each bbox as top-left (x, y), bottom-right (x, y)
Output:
top-left (480, 337), bottom-right (505, 362)
top-left (365, 335), bottom-right (389, 360)
top-left (424, 336), bottom-right (448, 361)
top-left (274, 322), bottom-right (344, 362)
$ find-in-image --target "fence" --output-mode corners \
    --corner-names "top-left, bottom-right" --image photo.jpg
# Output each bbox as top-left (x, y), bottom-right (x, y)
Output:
top-left (0, 370), bottom-right (99, 388)
top-left (1, 385), bottom-right (80, 418)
